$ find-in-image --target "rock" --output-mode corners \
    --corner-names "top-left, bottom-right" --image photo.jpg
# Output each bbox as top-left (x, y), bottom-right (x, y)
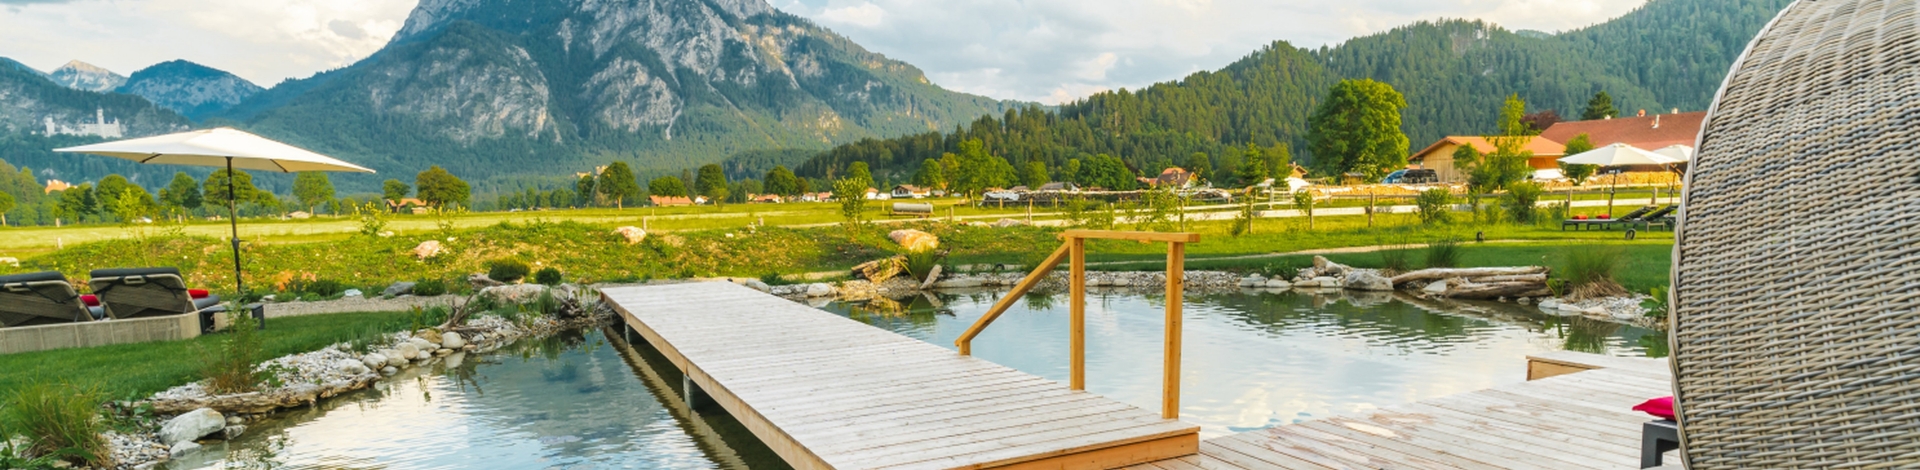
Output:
top-left (337, 359), bottom-right (369, 376)
top-left (342, 289), bottom-right (363, 298)
top-left (383, 282), bottom-right (417, 298)
top-left (361, 353), bottom-right (389, 369)
top-left (396, 343), bottom-right (420, 360)
top-left (932, 278), bottom-right (984, 289)
top-left (169, 441), bottom-right (202, 458)
top-left (1312, 256), bottom-right (1352, 277)
top-left (159, 408), bottom-right (225, 446)
top-left (918, 265), bottom-right (944, 290)
top-left (888, 229), bottom-right (940, 252)
top-left (1344, 270), bottom-right (1394, 292)
top-left (222, 425), bottom-right (247, 440)
top-left (1264, 280), bottom-right (1292, 289)
top-left (480, 284), bottom-right (546, 304)
top-left (435, 348), bottom-right (453, 356)
top-left (806, 283), bottom-right (835, 297)
top-left (1239, 275), bottom-right (1266, 287)
top-left (289, 211), bottom-right (311, 220)
top-left (991, 218), bottom-right (1026, 228)
top-left (613, 226), bottom-right (647, 244)
top-left (226, 416), bottom-right (245, 425)
top-left (442, 332), bottom-right (466, 349)
top-left (445, 352), bottom-right (465, 368)
top-left (416, 329), bottom-right (443, 344)
top-left (1293, 278), bottom-right (1320, 288)
top-left (744, 279), bottom-right (772, 293)
top-left (381, 366), bottom-right (398, 375)
top-left (1423, 280), bottom-right (1451, 295)
top-left (0, 257), bottom-right (17, 267)
top-left (468, 273), bottom-right (504, 289)
top-left (1312, 277), bottom-right (1343, 288)
top-left (411, 240), bottom-right (444, 259)
top-left (1538, 299), bottom-right (1562, 310)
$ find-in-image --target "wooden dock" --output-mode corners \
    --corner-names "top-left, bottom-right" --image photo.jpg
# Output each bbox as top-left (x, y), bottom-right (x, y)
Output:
top-left (602, 282), bottom-right (1200, 469)
top-left (1128, 351), bottom-right (1675, 470)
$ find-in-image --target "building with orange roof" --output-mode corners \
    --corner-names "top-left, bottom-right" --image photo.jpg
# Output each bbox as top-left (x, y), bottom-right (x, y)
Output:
top-left (1540, 110), bottom-right (1704, 151)
top-left (1409, 136), bottom-right (1568, 182)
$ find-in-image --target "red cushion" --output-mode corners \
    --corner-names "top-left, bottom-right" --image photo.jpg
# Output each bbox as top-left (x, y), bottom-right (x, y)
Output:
top-left (1572, 215), bottom-right (1587, 220)
top-left (81, 294), bottom-right (100, 307)
top-left (1600, 214), bottom-right (1611, 219)
top-left (189, 289), bottom-right (210, 299)
top-left (1634, 396), bottom-right (1676, 420)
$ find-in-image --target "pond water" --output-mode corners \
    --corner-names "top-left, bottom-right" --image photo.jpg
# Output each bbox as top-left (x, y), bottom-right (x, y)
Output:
top-left (170, 289), bottom-right (1661, 469)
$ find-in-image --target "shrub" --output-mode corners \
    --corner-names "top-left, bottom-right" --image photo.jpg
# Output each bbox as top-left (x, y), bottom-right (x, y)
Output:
top-left (412, 278), bottom-right (449, 296)
top-left (905, 250), bottom-right (947, 281)
top-left (3, 382), bottom-right (108, 467)
top-left (1415, 189), bottom-right (1453, 225)
top-left (533, 267), bottom-right (563, 286)
top-left (1424, 237), bottom-right (1464, 268)
top-left (1378, 248), bottom-right (1413, 274)
top-left (201, 308), bottom-right (267, 394)
top-left (1501, 181), bottom-right (1545, 223)
top-left (1260, 261), bottom-right (1305, 280)
top-left (1564, 247), bottom-right (1628, 299)
top-left (757, 272), bottom-right (793, 287)
top-left (294, 278), bottom-right (346, 297)
top-left (486, 259), bottom-right (530, 283)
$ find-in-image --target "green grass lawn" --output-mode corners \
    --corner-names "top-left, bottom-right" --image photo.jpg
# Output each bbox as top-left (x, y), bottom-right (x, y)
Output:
top-left (0, 311), bottom-right (414, 403)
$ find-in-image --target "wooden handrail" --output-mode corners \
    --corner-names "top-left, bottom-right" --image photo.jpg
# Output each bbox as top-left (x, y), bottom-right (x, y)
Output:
top-left (954, 230), bottom-right (1198, 419)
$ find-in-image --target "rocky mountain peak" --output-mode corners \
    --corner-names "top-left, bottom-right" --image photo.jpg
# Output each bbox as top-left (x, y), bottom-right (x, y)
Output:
top-left (50, 60), bottom-right (126, 93)
top-left (116, 60), bottom-right (264, 121)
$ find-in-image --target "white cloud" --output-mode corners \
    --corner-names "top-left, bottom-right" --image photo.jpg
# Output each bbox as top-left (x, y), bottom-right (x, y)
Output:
top-left (817, 2), bottom-right (885, 28)
top-left (0, 0), bottom-right (413, 86)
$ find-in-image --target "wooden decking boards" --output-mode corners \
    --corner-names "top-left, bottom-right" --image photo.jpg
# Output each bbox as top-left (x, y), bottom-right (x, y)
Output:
top-left (602, 282), bottom-right (1200, 470)
top-left (1127, 353), bottom-right (1675, 470)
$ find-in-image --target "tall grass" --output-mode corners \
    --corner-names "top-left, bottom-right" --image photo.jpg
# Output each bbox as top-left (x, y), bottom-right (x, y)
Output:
top-left (1424, 237), bottom-right (1464, 268)
top-left (200, 308), bottom-right (267, 394)
top-left (3, 382), bottom-right (108, 467)
top-left (1565, 246), bottom-right (1628, 299)
top-left (904, 250), bottom-right (946, 282)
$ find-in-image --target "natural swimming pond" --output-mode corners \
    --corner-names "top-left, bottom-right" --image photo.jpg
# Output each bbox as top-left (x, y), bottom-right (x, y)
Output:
top-left (171, 288), bottom-right (1661, 469)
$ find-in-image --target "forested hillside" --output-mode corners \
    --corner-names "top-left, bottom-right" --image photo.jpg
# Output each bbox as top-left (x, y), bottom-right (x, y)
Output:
top-left (797, 0), bottom-right (1791, 183)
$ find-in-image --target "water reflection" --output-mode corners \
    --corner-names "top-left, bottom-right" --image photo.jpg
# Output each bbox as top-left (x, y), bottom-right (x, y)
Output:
top-left (167, 329), bottom-right (790, 470)
top-left (821, 288), bottom-right (1664, 438)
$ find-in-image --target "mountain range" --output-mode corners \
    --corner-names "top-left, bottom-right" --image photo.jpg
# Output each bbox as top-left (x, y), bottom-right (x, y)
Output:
top-left (0, 0), bottom-right (1790, 197)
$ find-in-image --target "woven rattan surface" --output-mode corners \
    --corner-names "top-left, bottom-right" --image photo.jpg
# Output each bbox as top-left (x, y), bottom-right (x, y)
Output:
top-left (1677, 0), bottom-right (1920, 468)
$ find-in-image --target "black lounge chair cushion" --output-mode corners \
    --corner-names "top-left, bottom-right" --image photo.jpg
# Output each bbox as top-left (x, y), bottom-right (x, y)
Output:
top-left (0, 271), bottom-right (67, 285)
top-left (89, 267), bottom-right (183, 279)
top-left (193, 296), bottom-right (222, 311)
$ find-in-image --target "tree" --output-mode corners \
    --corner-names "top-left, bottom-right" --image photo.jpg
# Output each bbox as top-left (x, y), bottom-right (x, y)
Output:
top-left (0, 191), bottom-right (13, 226)
top-left (1456, 94), bottom-right (1538, 193)
top-left (159, 172), bottom-right (202, 214)
top-left (1265, 143), bottom-right (1293, 180)
top-left (56, 183), bottom-right (96, 222)
top-left (1559, 133), bottom-right (1599, 185)
top-left (847, 161), bottom-right (873, 189)
top-left (414, 165), bottom-right (470, 208)
top-left (910, 159), bottom-right (945, 190)
top-left (598, 162), bottom-right (639, 208)
top-left (292, 172), bottom-right (335, 213)
top-left (1079, 154), bottom-right (1136, 191)
top-left (1235, 143), bottom-right (1269, 187)
top-left (648, 176), bottom-right (687, 198)
top-left (1063, 159), bottom-right (1083, 185)
top-left (576, 174), bottom-right (597, 207)
top-left (765, 166), bottom-right (802, 196)
top-left (1185, 153), bottom-right (1212, 182)
top-left (695, 164), bottom-right (729, 206)
top-left (94, 174), bottom-right (152, 220)
top-left (1305, 79), bottom-right (1410, 180)
top-left (382, 179), bottom-right (411, 202)
top-left (205, 169), bottom-right (262, 208)
top-left (833, 177), bottom-right (868, 233)
top-left (1022, 161), bottom-right (1049, 188)
top-left (1582, 91), bottom-right (1619, 120)
top-left (946, 139), bottom-right (1016, 197)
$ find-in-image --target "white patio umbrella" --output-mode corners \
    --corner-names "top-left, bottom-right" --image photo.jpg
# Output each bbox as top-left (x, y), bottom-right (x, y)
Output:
top-left (55, 128), bottom-right (375, 294)
top-left (1653, 144), bottom-right (1694, 162)
top-left (1558, 144), bottom-right (1684, 217)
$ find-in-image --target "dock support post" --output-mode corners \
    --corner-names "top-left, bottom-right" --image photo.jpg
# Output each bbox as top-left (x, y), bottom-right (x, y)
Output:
top-left (1070, 237), bottom-right (1086, 391)
top-left (684, 374), bottom-right (711, 409)
top-left (1163, 242), bottom-right (1185, 419)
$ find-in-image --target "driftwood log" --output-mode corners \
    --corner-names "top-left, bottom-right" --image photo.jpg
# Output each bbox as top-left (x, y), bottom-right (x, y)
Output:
top-left (1444, 282), bottom-right (1555, 300)
top-left (1391, 266), bottom-right (1552, 299)
top-left (1390, 267), bottom-right (1550, 285)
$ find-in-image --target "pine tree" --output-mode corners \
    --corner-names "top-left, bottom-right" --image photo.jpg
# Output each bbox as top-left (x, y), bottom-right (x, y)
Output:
top-left (1582, 91), bottom-right (1619, 120)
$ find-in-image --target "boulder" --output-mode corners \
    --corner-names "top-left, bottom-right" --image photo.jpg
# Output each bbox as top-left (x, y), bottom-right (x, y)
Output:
top-left (1312, 256), bottom-right (1352, 277)
top-left (382, 282), bottom-right (417, 298)
top-left (1311, 277), bottom-right (1343, 288)
top-left (442, 332), bottom-right (466, 349)
top-left (613, 226), bottom-right (647, 245)
top-left (396, 343), bottom-right (421, 361)
top-left (381, 366), bottom-right (398, 375)
top-left (1292, 278), bottom-right (1320, 288)
top-left (480, 284), bottom-right (546, 304)
top-left (361, 353), bottom-right (389, 370)
top-left (742, 279), bottom-right (772, 293)
top-left (222, 425), bottom-right (247, 440)
top-left (1423, 280), bottom-right (1451, 295)
top-left (159, 408), bottom-right (225, 446)
top-left (411, 240), bottom-right (444, 259)
top-left (415, 329), bottom-right (443, 345)
top-left (1264, 280), bottom-right (1292, 289)
top-left (1239, 275), bottom-right (1267, 287)
top-left (169, 441), bottom-right (202, 458)
top-left (435, 348), bottom-right (454, 356)
top-left (341, 289), bottom-right (363, 298)
top-left (1344, 270), bottom-right (1394, 292)
top-left (336, 359), bottom-right (370, 376)
top-left (1538, 299), bottom-right (1562, 310)
top-left (888, 229), bottom-right (940, 252)
top-left (932, 278), bottom-right (985, 289)
top-left (806, 283), bottom-right (835, 298)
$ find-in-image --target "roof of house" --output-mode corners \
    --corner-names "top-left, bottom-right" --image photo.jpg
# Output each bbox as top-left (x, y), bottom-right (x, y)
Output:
top-left (1539, 111), bottom-right (1705, 151)
top-left (893, 184), bottom-right (925, 192)
top-left (1410, 136), bottom-right (1568, 163)
top-left (650, 195), bottom-right (694, 206)
top-left (1038, 182), bottom-right (1075, 191)
top-left (1156, 167), bottom-right (1194, 186)
top-left (387, 198), bottom-right (427, 206)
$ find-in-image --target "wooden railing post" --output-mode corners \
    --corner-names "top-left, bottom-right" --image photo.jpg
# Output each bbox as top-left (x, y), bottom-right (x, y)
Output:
top-left (956, 243), bottom-right (1070, 355)
top-left (1069, 235), bottom-right (1087, 391)
top-left (1163, 241), bottom-right (1185, 419)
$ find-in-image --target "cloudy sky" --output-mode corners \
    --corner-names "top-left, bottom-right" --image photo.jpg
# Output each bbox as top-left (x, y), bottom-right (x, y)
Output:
top-left (1, 0), bottom-right (1646, 103)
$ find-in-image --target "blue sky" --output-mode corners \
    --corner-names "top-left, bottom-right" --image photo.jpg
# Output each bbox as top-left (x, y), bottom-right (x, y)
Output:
top-left (1, 0), bottom-right (1647, 104)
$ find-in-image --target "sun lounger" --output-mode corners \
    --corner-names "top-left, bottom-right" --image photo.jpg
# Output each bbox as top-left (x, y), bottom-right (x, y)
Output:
top-left (1638, 205), bottom-right (1679, 231)
top-left (0, 271), bottom-right (93, 327)
top-left (88, 268), bottom-right (223, 321)
top-left (1562, 206), bottom-right (1655, 231)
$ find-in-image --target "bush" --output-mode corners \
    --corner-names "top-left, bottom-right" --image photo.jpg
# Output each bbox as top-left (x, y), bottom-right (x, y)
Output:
top-left (1260, 261), bottom-right (1305, 280)
top-left (294, 279), bottom-right (346, 297)
top-left (1415, 189), bottom-right (1452, 225)
top-left (1378, 248), bottom-right (1413, 274)
top-left (412, 278), bottom-right (449, 296)
top-left (905, 250), bottom-right (947, 282)
top-left (486, 259), bottom-right (530, 283)
top-left (1564, 247), bottom-right (1628, 299)
top-left (533, 267), bottom-right (563, 286)
top-left (3, 382), bottom-right (108, 467)
top-left (201, 308), bottom-right (267, 394)
top-left (1424, 238), bottom-right (1463, 268)
top-left (1501, 181), bottom-right (1545, 223)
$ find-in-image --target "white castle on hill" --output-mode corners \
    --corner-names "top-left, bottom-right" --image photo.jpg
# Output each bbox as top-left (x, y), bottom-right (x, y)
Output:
top-left (44, 109), bottom-right (124, 138)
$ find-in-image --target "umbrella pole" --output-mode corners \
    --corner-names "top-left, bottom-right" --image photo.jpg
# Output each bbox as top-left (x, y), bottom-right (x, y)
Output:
top-left (227, 157), bottom-right (244, 297)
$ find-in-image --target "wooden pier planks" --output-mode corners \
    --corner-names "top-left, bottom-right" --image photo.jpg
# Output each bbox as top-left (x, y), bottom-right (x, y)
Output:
top-left (603, 282), bottom-right (1200, 470)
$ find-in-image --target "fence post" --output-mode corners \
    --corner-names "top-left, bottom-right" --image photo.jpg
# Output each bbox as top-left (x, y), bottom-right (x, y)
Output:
top-left (1069, 236), bottom-right (1087, 391)
top-left (1163, 241), bottom-right (1185, 419)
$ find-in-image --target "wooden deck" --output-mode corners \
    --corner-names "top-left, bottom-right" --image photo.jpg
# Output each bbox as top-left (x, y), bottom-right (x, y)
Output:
top-left (1128, 351), bottom-right (1675, 470)
top-left (602, 282), bottom-right (1200, 470)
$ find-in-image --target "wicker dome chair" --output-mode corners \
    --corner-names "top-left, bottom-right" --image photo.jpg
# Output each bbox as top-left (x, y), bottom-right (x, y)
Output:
top-left (1674, 0), bottom-right (1920, 468)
